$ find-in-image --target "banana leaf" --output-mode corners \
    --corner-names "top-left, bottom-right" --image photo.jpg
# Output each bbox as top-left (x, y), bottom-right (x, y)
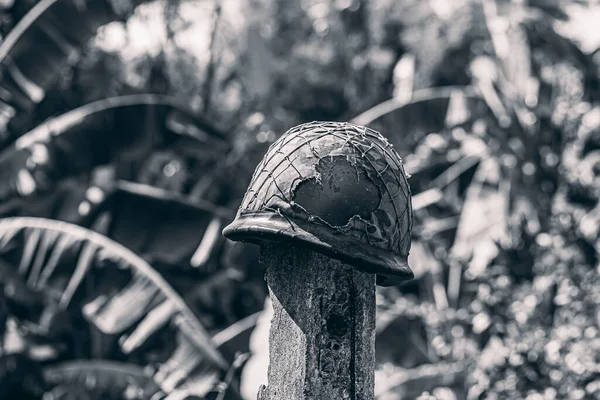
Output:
top-left (0, 94), bottom-right (228, 204)
top-left (0, 0), bottom-right (153, 147)
top-left (449, 157), bottom-right (508, 269)
top-left (98, 180), bottom-right (234, 271)
top-left (0, 216), bottom-right (229, 398)
top-left (352, 86), bottom-right (486, 153)
top-left (239, 298), bottom-right (271, 400)
top-left (0, 177), bottom-right (256, 328)
top-left (0, 175), bottom-right (254, 330)
top-left (375, 361), bottom-right (466, 400)
top-left (0, 175), bottom-right (239, 276)
top-left (353, 87), bottom-right (495, 222)
top-left (351, 86), bottom-right (493, 198)
top-left (43, 360), bottom-right (160, 399)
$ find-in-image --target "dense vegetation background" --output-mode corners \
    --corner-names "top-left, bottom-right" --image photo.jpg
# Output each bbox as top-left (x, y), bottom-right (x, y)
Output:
top-left (0, 0), bottom-right (599, 399)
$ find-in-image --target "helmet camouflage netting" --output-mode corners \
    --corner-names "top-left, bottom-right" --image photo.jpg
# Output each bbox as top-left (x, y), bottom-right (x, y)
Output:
top-left (224, 121), bottom-right (414, 284)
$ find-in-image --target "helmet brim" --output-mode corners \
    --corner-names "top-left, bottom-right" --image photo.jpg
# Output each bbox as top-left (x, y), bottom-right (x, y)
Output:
top-left (223, 211), bottom-right (413, 286)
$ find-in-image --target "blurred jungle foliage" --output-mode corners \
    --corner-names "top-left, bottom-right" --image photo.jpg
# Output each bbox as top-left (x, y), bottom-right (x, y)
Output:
top-left (0, 0), bottom-right (599, 399)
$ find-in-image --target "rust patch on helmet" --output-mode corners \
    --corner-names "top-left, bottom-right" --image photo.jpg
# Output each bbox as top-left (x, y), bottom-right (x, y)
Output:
top-left (292, 156), bottom-right (381, 227)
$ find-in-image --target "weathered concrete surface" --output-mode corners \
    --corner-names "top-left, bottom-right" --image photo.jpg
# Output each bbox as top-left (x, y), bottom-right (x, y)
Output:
top-left (258, 242), bottom-right (376, 400)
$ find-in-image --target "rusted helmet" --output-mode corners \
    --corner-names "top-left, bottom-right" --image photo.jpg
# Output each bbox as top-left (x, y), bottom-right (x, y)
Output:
top-left (223, 121), bottom-right (413, 285)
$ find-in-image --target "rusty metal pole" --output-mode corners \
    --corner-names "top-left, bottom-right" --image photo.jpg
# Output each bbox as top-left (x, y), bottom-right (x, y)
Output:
top-left (223, 122), bottom-right (414, 400)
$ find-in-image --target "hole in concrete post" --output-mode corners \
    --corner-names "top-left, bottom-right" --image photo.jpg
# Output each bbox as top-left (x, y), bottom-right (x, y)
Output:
top-left (327, 314), bottom-right (349, 337)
